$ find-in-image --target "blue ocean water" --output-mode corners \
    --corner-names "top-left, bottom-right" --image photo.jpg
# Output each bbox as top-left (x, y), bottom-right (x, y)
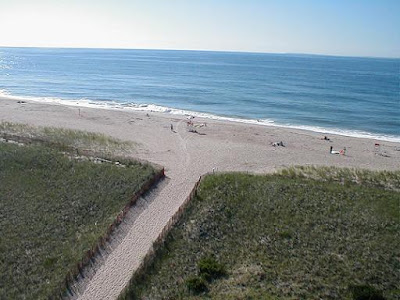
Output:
top-left (0, 47), bottom-right (399, 141)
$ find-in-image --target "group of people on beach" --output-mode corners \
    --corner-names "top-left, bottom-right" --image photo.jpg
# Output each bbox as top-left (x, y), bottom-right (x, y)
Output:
top-left (169, 116), bottom-right (208, 135)
top-left (323, 136), bottom-right (346, 155)
top-left (271, 135), bottom-right (347, 155)
top-left (172, 119), bottom-right (349, 156)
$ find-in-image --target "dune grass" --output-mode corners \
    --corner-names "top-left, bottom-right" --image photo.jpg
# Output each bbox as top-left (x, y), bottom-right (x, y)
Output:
top-left (278, 165), bottom-right (400, 191)
top-left (0, 121), bottom-right (133, 155)
top-left (120, 170), bottom-right (400, 299)
top-left (0, 139), bottom-right (155, 298)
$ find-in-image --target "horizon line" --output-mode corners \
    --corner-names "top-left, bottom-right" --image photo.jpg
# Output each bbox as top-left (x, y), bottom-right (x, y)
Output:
top-left (0, 45), bottom-right (398, 60)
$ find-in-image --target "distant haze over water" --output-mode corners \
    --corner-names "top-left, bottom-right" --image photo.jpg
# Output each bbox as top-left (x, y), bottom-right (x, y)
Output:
top-left (0, 47), bottom-right (399, 142)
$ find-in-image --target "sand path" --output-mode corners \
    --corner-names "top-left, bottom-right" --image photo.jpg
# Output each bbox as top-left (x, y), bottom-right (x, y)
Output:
top-left (72, 121), bottom-right (199, 299)
top-left (1, 97), bottom-right (399, 299)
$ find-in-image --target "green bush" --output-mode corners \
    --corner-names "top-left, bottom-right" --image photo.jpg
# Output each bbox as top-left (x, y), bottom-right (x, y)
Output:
top-left (350, 285), bottom-right (386, 300)
top-left (198, 256), bottom-right (227, 281)
top-left (186, 276), bottom-right (208, 294)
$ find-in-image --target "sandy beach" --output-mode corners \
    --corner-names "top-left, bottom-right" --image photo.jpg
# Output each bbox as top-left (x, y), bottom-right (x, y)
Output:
top-left (1, 96), bottom-right (399, 299)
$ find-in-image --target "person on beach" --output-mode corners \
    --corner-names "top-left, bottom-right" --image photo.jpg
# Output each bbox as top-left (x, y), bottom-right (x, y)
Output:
top-left (330, 146), bottom-right (343, 155)
top-left (170, 124), bottom-right (173, 131)
top-left (272, 141), bottom-right (285, 147)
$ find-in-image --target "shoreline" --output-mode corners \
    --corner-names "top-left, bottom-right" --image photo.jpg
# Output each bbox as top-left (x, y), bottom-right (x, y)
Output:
top-left (1, 92), bottom-right (399, 143)
top-left (1, 95), bottom-right (399, 173)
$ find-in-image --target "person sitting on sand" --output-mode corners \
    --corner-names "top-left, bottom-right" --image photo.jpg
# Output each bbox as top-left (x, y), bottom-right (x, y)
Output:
top-left (330, 146), bottom-right (340, 154)
top-left (272, 141), bottom-right (285, 147)
top-left (322, 136), bottom-right (330, 141)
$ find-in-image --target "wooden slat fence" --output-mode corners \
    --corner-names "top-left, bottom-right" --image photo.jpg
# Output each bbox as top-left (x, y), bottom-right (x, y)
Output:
top-left (118, 174), bottom-right (206, 299)
top-left (57, 167), bottom-right (165, 299)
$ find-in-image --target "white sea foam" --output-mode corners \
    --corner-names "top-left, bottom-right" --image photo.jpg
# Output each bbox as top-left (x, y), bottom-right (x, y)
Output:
top-left (1, 90), bottom-right (399, 143)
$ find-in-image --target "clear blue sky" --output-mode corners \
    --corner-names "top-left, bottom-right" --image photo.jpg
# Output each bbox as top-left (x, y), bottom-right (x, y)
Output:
top-left (0, 0), bottom-right (398, 57)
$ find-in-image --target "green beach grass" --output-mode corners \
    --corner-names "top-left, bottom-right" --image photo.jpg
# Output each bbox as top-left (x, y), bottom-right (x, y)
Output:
top-left (0, 123), bottom-right (156, 299)
top-left (120, 169), bottom-right (400, 299)
top-left (0, 121), bottom-right (133, 155)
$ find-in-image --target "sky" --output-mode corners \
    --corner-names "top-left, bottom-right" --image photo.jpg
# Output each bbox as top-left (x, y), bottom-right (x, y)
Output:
top-left (0, 0), bottom-right (399, 58)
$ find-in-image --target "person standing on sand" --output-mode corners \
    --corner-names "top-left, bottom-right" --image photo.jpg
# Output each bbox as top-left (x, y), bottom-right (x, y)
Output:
top-left (170, 124), bottom-right (173, 131)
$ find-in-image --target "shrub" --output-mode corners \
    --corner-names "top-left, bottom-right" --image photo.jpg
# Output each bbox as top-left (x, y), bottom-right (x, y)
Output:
top-left (349, 284), bottom-right (386, 300)
top-left (278, 230), bottom-right (292, 239)
top-left (198, 256), bottom-right (226, 281)
top-left (185, 276), bottom-right (207, 294)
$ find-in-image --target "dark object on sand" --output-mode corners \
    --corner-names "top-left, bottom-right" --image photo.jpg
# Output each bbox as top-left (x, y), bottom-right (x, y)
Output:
top-left (272, 141), bottom-right (285, 147)
top-left (17, 101), bottom-right (26, 104)
top-left (330, 146), bottom-right (345, 155)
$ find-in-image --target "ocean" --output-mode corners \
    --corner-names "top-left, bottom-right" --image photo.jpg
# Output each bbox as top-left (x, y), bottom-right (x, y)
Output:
top-left (0, 47), bottom-right (399, 142)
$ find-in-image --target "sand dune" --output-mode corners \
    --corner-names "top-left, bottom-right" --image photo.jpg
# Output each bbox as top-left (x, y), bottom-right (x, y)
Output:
top-left (1, 96), bottom-right (399, 299)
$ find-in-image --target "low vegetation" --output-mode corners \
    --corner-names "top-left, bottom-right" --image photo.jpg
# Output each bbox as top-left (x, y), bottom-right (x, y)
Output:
top-left (0, 125), bottom-right (156, 299)
top-left (185, 256), bottom-right (227, 294)
top-left (278, 165), bottom-right (400, 191)
top-left (120, 170), bottom-right (400, 299)
top-left (0, 121), bottom-right (133, 155)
